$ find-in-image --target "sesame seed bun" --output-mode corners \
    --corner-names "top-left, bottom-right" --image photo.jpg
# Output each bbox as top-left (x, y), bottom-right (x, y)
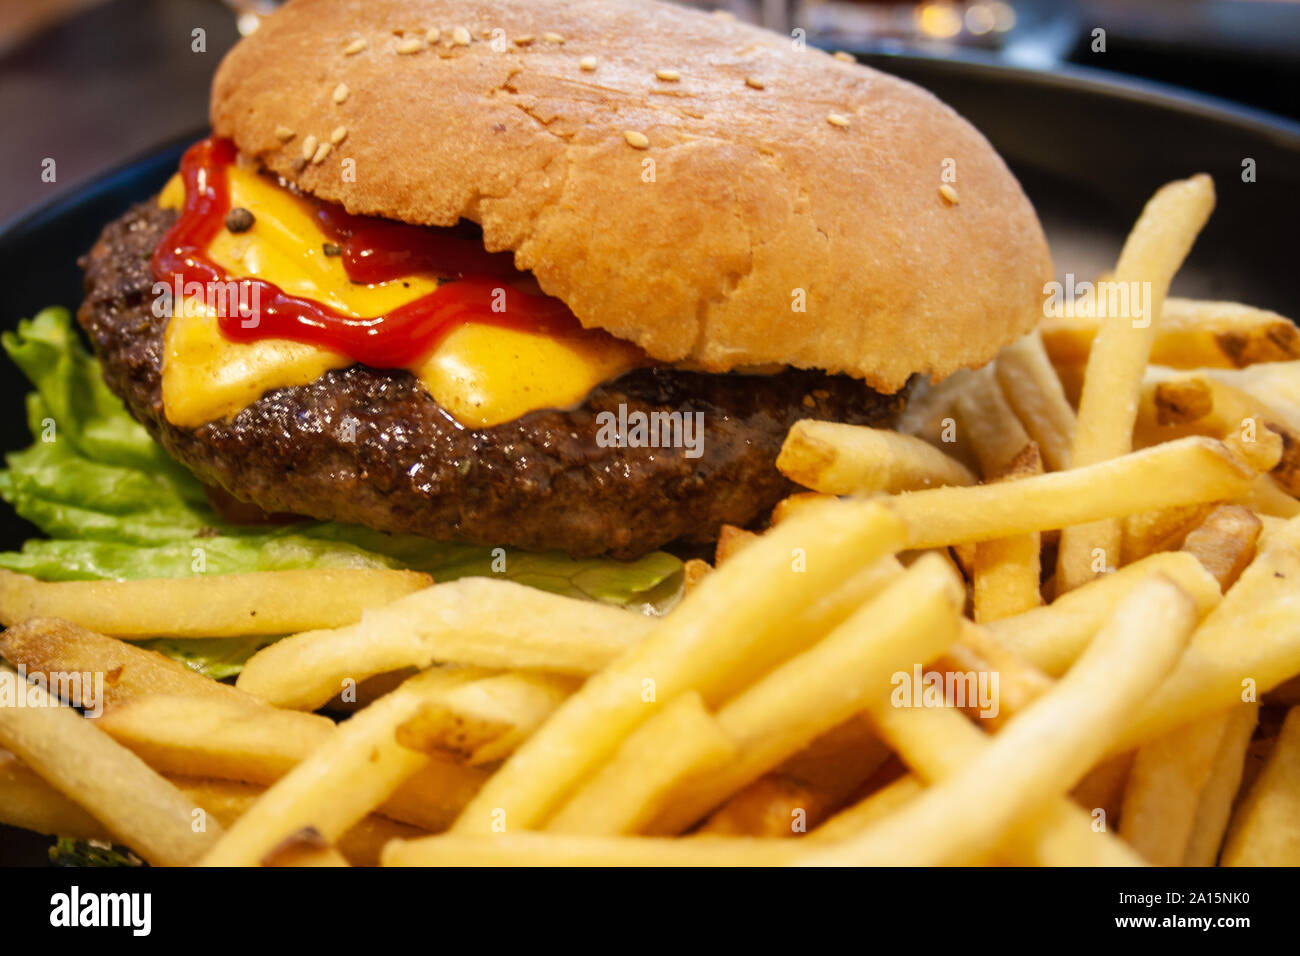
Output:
top-left (210, 0), bottom-right (1052, 392)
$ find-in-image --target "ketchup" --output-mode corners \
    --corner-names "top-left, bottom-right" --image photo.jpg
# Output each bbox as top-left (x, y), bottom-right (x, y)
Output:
top-left (152, 137), bottom-right (580, 368)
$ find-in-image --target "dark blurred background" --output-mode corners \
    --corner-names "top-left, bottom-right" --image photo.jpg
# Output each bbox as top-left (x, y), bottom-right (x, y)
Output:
top-left (1, 0), bottom-right (1299, 225)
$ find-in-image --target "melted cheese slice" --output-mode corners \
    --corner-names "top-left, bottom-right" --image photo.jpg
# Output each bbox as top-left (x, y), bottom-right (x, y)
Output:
top-left (158, 168), bottom-right (641, 428)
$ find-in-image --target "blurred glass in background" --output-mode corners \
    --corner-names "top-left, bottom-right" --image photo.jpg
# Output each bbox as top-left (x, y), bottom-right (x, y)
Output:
top-left (686, 0), bottom-right (1300, 120)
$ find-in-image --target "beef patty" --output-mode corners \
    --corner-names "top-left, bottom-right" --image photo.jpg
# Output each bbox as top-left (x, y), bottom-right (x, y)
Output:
top-left (77, 201), bottom-right (907, 557)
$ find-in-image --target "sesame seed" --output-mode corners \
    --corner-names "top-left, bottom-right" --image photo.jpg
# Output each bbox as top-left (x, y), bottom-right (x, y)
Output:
top-left (827, 112), bottom-right (850, 128)
top-left (623, 130), bottom-right (649, 149)
top-left (344, 38), bottom-right (367, 55)
top-left (833, 51), bottom-right (855, 63)
top-left (311, 142), bottom-right (332, 165)
top-left (744, 76), bottom-right (765, 90)
top-left (579, 55), bottom-right (598, 72)
top-left (330, 125), bottom-right (348, 145)
top-left (513, 34), bottom-right (534, 46)
top-left (655, 68), bottom-right (680, 81)
top-left (291, 156), bottom-right (308, 173)
top-left (451, 26), bottom-right (471, 46)
top-left (274, 125), bottom-right (295, 142)
top-left (939, 184), bottom-right (960, 205)
top-left (395, 37), bottom-right (423, 54)
top-left (301, 135), bottom-right (318, 161)
top-left (426, 27), bottom-right (440, 43)
top-left (801, 394), bottom-right (815, 408)
top-left (332, 82), bottom-right (350, 104)
top-left (542, 31), bottom-right (564, 44)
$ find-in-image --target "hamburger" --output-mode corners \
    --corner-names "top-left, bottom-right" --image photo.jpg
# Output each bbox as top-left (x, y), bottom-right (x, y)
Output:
top-left (77, 0), bottom-right (1051, 560)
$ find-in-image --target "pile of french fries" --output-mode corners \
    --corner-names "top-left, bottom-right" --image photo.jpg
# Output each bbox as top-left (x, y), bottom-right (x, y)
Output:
top-left (1, 172), bottom-right (1299, 866)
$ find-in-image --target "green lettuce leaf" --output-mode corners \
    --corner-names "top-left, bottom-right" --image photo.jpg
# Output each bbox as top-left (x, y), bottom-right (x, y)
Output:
top-left (135, 635), bottom-right (284, 681)
top-left (0, 308), bottom-right (683, 675)
top-left (48, 837), bottom-right (144, 868)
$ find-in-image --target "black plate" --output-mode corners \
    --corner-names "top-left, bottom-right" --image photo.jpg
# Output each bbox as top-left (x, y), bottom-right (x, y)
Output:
top-left (1, 55), bottom-right (1298, 865)
top-left (861, 52), bottom-right (1300, 313)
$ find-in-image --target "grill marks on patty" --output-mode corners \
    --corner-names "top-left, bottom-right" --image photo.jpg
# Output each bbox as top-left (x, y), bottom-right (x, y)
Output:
top-left (76, 201), bottom-right (907, 557)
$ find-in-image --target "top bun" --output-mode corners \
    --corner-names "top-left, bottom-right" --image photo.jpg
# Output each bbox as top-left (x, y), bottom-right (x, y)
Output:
top-left (211, 0), bottom-right (1052, 392)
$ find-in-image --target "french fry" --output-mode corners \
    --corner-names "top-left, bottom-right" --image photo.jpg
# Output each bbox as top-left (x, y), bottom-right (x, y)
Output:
top-left (237, 577), bottom-right (652, 710)
top-left (1183, 703), bottom-right (1259, 866)
top-left (1058, 175), bottom-right (1216, 592)
top-left (682, 558), bottom-right (712, 594)
top-left (922, 546), bottom-right (968, 586)
top-left (702, 716), bottom-right (894, 838)
top-left (1258, 514), bottom-right (1293, 549)
top-left (545, 692), bottom-right (736, 834)
top-left (0, 568), bottom-right (431, 638)
top-left (1161, 299), bottom-right (1300, 366)
top-left (812, 776), bottom-right (924, 843)
top-left (1231, 430), bottom-right (1284, 475)
top-left (376, 761), bottom-right (489, 834)
top-left (714, 524), bottom-right (758, 566)
top-left (1042, 297), bottom-right (1300, 369)
top-left (804, 575), bottom-right (1197, 865)
top-left (970, 444), bottom-right (1044, 622)
top-left (1221, 706), bottom-right (1300, 866)
top-left (260, 828), bottom-right (350, 867)
top-left (710, 554), bottom-right (908, 703)
top-left (770, 492), bottom-right (835, 526)
top-left (395, 672), bottom-right (577, 766)
top-left (1267, 672), bottom-right (1300, 707)
top-left (860, 683), bottom-right (1142, 866)
top-left (1236, 720), bottom-right (1281, 810)
top-left (1140, 377), bottom-right (1225, 428)
top-left (989, 550), bottom-right (1221, 677)
top-left (769, 716), bottom-right (894, 811)
top-left (1119, 706), bottom-right (1249, 865)
top-left (383, 832), bottom-right (805, 867)
top-left (1070, 753), bottom-right (1133, 827)
top-left (948, 542), bottom-right (976, 578)
top-left (322, 671), bottom-right (415, 715)
top-left (1141, 376), bottom-right (1296, 484)
top-left (891, 436), bottom-right (1253, 551)
top-left (643, 554), bottom-right (962, 835)
top-left (0, 664), bottom-right (222, 865)
top-left (450, 500), bottom-right (908, 834)
top-left (1195, 363), bottom-right (1300, 452)
top-left (697, 774), bottom-right (831, 838)
top-left (936, 621), bottom-right (1054, 728)
top-left (1180, 505), bottom-right (1262, 590)
top-left (168, 775), bottom-right (426, 867)
top-left (994, 331), bottom-right (1077, 471)
top-left (0, 748), bottom-right (110, 841)
top-left (1044, 357), bottom-right (1083, 405)
top-left (0, 617), bottom-right (254, 709)
top-left (1233, 473), bottom-right (1300, 518)
top-left (94, 691), bottom-right (487, 831)
top-left (777, 421), bottom-right (976, 494)
top-left (1113, 516), bottom-right (1300, 751)
top-left (199, 667), bottom-right (477, 866)
top-left (953, 366), bottom-right (1032, 477)
top-left (1121, 502), bottom-right (1215, 564)
top-left (95, 693), bottom-right (337, 782)
top-left (1201, 360), bottom-right (1300, 420)
top-left (396, 706), bottom-right (511, 765)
